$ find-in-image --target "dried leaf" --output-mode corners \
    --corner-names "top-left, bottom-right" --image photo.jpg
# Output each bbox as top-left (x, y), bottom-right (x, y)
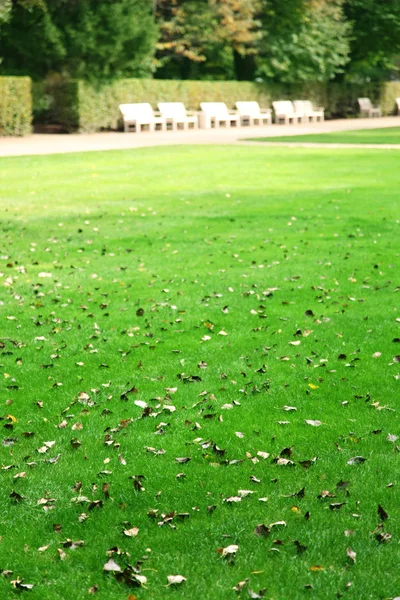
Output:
top-left (346, 547), bottom-right (356, 563)
top-left (217, 544), bottom-right (239, 557)
top-left (103, 558), bottom-right (122, 573)
top-left (167, 575), bottom-right (186, 586)
top-left (254, 524), bottom-right (270, 537)
top-left (347, 456), bottom-right (366, 465)
top-left (123, 527), bottom-right (139, 537)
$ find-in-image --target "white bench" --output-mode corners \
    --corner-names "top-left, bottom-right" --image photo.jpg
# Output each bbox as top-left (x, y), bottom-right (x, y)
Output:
top-left (293, 100), bottom-right (324, 122)
top-left (396, 98), bottom-right (400, 114)
top-left (119, 103), bottom-right (166, 133)
top-left (199, 102), bottom-right (240, 129)
top-left (272, 101), bottom-right (304, 124)
top-left (357, 98), bottom-right (382, 118)
top-left (235, 101), bottom-right (272, 126)
top-left (157, 102), bottom-right (198, 130)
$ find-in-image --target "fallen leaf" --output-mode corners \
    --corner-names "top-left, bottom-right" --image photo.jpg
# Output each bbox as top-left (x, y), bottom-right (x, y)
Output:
top-left (123, 527), bottom-right (139, 537)
top-left (346, 547), bottom-right (356, 563)
top-left (378, 504), bottom-right (389, 520)
top-left (347, 456), bottom-right (366, 465)
top-left (217, 544), bottom-right (239, 557)
top-left (167, 575), bottom-right (186, 586)
top-left (103, 558), bottom-right (121, 573)
top-left (254, 524), bottom-right (270, 537)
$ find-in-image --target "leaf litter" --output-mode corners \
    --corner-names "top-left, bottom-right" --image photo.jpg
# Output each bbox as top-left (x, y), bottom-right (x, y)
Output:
top-left (1, 151), bottom-right (399, 599)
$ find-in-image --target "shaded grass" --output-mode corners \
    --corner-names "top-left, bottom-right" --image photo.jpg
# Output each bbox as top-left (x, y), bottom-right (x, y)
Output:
top-left (246, 126), bottom-right (400, 145)
top-left (0, 145), bottom-right (399, 600)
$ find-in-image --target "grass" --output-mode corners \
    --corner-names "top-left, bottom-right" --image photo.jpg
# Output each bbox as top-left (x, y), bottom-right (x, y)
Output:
top-left (247, 125), bottom-right (400, 145)
top-left (0, 145), bottom-right (399, 600)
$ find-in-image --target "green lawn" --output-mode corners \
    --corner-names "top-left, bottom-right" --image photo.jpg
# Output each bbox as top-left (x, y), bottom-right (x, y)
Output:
top-left (0, 145), bottom-right (399, 600)
top-left (247, 125), bottom-right (400, 145)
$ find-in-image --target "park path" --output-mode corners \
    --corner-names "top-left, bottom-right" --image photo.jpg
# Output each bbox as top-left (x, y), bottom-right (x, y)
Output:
top-left (0, 116), bottom-right (399, 157)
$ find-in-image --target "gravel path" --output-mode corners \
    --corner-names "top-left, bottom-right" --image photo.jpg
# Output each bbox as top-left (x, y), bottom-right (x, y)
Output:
top-left (1, 116), bottom-right (399, 157)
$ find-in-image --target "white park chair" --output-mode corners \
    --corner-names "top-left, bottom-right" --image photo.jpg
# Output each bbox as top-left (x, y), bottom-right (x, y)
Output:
top-left (357, 98), bottom-right (382, 118)
top-left (272, 101), bottom-right (304, 124)
top-left (235, 101), bottom-right (272, 126)
top-left (157, 102), bottom-right (198, 130)
top-left (293, 100), bottom-right (324, 122)
top-left (119, 103), bottom-right (166, 133)
top-left (396, 98), bottom-right (400, 114)
top-left (199, 102), bottom-right (240, 129)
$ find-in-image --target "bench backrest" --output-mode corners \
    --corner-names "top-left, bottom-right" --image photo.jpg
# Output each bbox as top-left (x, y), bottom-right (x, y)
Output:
top-left (158, 102), bottom-right (187, 119)
top-left (119, 103), bottom-right (155, 121)
top-left (235, 101), bottom-right (261, 116)
top-left (272, 100), bottom-right (295, 115)
top-left (200, 102), bottom-right (230, 118)
top-left (294, 100), bottom-right (314, 114)
top-left (358, 98), bottom-right (373, 111)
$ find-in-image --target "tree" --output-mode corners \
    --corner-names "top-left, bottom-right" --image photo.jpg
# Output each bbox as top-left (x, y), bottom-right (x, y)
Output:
top-left (155, 0), bottom-right (261, 80)
top-left (0, 0), bottom-right (157, 81)
top-left (343, 0), bottom-right (400, 80)
top-left (0, 0), bottom-right (12, 23)
top-left (256, 0), bottom-right (351, 83)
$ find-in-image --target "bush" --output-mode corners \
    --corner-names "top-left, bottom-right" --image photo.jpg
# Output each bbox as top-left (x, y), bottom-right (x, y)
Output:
top-left (39, 78), bottom-right (400, 133)
top-left (0, 76), bottom-right (32, 136)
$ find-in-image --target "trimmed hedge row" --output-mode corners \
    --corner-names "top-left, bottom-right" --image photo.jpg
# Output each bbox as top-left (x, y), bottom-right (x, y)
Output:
top-left (0, 76), bottom-right (32, 136)
top-left (37, 78), bottom-right (400, 133)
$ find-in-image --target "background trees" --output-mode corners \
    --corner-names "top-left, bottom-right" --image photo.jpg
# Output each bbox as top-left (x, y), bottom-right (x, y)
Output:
top-left (256, 0), bottom-right (351, 83)
top-left (0, 0), bottom-right (399, 83)
top-left (0, 0), bottom-right (157, 80)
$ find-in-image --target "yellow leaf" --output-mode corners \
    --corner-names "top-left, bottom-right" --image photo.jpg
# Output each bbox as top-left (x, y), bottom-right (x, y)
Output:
top-left (6, 414), bottom-right (17, 423)
top-left (310, 565), bottom-right (324, 572)
top-left (308, 383), bottom-right (319, 390)
top-left (291, 506), bottom-right (301, 514)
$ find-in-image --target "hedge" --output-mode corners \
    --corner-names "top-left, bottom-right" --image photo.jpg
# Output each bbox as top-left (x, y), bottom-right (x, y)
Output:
top-left (0, 76), bottom-right (32, 136)
top-left (38, 77), bottom-right (400, 133)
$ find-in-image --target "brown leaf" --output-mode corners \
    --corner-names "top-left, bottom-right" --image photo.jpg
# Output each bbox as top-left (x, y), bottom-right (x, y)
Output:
top-left (378, 504), bottom-right (389, 520)
top-left (223, 496), bottom-right (242, 504)
top-left (167, 575), bottom-right (186, 586)
top-left (88, 585), bottom-right (99, 594)
top-left (294, 540), bottom-right (307, 554)
top-left (217, 544), bottom-right (239, 557)
top-left (103, 558), bottom-right (122, 572)
top-left (57, 548), bottom-right (67, 561)
top-left (123, 527), bottom-right (139, 538)
top-left (346, 547), bottom-right (356, 563)
top-left (254, 524), bottom-right (270, 537)
top-left (330, 502), bottom-right (346, 510)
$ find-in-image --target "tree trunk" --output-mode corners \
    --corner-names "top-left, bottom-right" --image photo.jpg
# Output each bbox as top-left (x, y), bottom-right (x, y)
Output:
top-left (233, 50), bottom-right (256, 81)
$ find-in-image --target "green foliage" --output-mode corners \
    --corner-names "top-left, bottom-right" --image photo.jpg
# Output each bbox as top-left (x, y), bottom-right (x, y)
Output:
top-left (258, 0), bottom-right (351, 83)
top-left (0, 0), bottom-right (12, 23)
top-left (45, 78), bottom-right (282, 132)
top-left (344, 0), bottom-right (400, 80)
top-left (0, 0), bottom-right (157, 81)
top-left (155, 0), bottom-right (261, 80)
top-left (42, 77), bottom-right (399, 133)
top-left (0, 76), bottom-right (32, 135)
top-left (2, 0), bottom-right (400, 85)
